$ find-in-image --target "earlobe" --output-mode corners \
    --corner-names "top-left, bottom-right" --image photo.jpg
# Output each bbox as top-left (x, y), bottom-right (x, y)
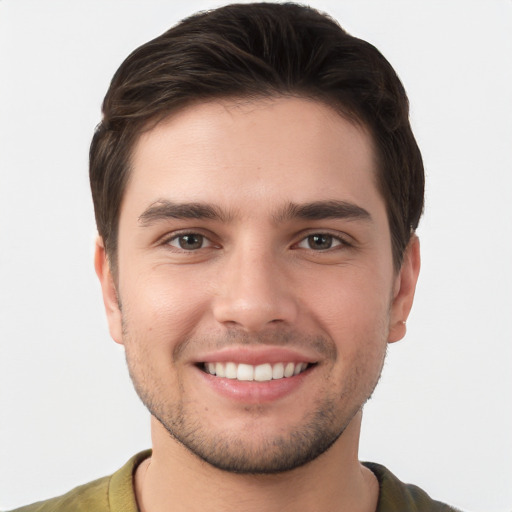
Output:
top-left (94, 237), bottom-right (124, 345)
top-left (388, 235), bottom-right (421, 343)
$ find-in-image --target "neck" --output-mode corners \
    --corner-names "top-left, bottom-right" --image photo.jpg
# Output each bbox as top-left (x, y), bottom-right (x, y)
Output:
top-left (135, 411), bottom-right (378, 512)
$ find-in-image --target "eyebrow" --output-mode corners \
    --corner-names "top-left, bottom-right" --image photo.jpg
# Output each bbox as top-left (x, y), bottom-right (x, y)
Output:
top-left (273, 200), bottom-right (372, 223)
top-left (138, 199), bottom-right (371, 226)
top-left (138, 200), bottom-right (230, 226)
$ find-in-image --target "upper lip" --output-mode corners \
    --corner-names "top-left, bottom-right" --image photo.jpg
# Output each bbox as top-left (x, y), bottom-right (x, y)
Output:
top-left (194, 346), bottom-right (319, 366)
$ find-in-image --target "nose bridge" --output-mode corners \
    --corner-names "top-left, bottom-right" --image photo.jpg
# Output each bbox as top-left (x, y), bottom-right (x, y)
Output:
top-left (212, 236), bottom-right (298, 331)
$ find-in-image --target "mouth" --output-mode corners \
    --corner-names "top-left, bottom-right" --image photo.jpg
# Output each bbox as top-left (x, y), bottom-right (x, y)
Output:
top-left (199, 361), bottom-right (314, 382)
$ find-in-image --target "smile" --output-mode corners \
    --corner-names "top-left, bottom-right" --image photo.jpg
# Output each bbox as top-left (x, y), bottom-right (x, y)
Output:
top-left (202, 362), bottom-right (312, 381)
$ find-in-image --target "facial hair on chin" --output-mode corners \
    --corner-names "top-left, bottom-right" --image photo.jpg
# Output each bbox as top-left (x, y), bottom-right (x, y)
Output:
top-left (122, 321), bottom-right (385, 474)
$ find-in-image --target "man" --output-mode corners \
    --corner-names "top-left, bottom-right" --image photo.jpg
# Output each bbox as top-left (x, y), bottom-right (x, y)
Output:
top-left (11, 3), bottom-right (458, 511)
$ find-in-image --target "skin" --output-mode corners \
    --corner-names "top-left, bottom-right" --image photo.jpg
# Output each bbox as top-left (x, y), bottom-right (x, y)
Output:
top-left (95, 96), bottom-right (420, 512)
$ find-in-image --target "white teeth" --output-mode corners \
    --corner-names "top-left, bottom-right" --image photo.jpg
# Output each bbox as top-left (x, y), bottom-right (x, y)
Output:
top-left (225, 362), bottom-right (237, 379)
top-left (254, 363), bottom-right (272, 382)
top-left (272, 362), bottom-right (284, 379)
top-left (215, 362), bottom-right (226, 378)
top-left (284, 362), bottom-right (295, 378)
top-left (204, 361), bottom-right (310, 381)
top-left (237, 363), bottom-right (254, 381)
top-left (294, 362), bottom-right (305, 375)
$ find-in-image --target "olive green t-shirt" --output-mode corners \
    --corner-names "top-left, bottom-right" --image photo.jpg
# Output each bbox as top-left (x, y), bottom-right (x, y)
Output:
top-left (8, 451), bottom-right (459, 511)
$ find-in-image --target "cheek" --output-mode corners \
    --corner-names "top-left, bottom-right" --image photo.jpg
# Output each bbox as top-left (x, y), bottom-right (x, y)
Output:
top-left (119, 268), bottom-right (212, 350)
top-left (299, 266), bottom-right (392, 383)
top-left (302, 264), bottom-right (393, 336)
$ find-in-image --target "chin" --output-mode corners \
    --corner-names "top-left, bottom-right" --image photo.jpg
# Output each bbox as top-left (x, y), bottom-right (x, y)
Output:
top-left (148, 394), bottom-right (362, 475)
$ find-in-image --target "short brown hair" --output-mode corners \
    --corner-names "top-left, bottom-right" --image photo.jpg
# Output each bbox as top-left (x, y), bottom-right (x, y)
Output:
top-left (90, 2), bottom-right (424, 271)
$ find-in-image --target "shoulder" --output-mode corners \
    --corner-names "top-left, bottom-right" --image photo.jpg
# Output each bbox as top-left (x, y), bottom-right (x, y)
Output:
top-left (363, 462), bottom-right (462, 512)
top-left (7, 476), bottom-right (110, 512)
top-left (6, 451), bottom-right (151, 512)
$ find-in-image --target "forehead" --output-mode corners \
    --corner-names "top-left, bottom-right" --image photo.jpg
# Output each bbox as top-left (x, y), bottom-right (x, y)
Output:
top-left (125, 97), bottom-right (383, 219)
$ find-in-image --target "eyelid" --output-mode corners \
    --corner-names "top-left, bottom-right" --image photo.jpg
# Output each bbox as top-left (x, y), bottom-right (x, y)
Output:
top-left (168, 234), bottom-right (213, 250)
top-left (159, 229), bottom-right (219, 249)
top-left (155, 228), bottom-right (354, 251)
top-left (293, 230), bottom-right (354, 250)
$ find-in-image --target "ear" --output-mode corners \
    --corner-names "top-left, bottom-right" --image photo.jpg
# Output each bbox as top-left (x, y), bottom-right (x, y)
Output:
top-left (94, 237), bottom-right (124, 345)
top-left (388, 235), bottom-right (421, 343)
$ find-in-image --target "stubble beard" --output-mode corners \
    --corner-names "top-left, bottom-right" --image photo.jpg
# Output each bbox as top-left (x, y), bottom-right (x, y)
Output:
top-left (122, 323), bottom-right (386, 475)
top-left (140, 383), bottom-right (359, 474)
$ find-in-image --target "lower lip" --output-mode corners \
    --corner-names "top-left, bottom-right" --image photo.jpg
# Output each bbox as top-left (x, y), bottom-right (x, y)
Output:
top-left (196, 366), bottom-right (312, 404)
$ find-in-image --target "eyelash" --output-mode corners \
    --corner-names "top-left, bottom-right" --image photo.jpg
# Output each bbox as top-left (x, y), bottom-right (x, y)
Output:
top-left (163, 231), bottom-right (216, 251)
top-left (294, 232), bottom-right (352, 251)
top-left (161, 230), bottom-right (352, 252)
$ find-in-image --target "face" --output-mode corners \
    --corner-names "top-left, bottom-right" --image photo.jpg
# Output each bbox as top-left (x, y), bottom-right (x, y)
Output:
top-left (97, 97), bottom-right (419, 473)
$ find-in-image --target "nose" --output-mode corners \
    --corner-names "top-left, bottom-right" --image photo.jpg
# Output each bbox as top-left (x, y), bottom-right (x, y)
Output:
top-left (212, 243), bottom-right (299, 333)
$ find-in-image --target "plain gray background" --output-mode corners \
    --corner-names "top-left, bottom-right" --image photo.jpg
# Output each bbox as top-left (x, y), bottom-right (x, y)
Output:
top-left (1, 1), bottom-right (511, 511)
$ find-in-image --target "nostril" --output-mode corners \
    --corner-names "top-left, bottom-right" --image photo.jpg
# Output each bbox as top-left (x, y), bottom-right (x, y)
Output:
top-left (212, 290), bottom-right (299, 333)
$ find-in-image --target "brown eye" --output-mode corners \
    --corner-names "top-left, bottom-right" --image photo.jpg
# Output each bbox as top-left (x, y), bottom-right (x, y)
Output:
top-left (296, 233), bottom-right (344, 251)
top-left (169, 233), bottom-right (207, 250)
top-left (307, 234), bottom-right (333, 250)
